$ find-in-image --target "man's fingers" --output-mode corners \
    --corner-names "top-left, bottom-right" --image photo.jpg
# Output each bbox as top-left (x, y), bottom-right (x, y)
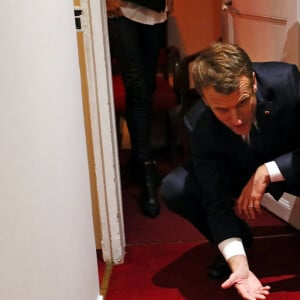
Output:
top-left (248, 200), bottom-right (262, 219)
top-left (254, 200), bottom-right (262, 213)
top-left (235, 285), bottom-right (270, 300)
top-left (237, 197), bottom-right (261, 219)
top-left (248, 204), bottom-right (256, 219)
top-left (221, 273), bottom-right (239, 289)
top-left (221, 278), bottom-right (233, 289)
top-left (254, 286), bottom-right (271, 299)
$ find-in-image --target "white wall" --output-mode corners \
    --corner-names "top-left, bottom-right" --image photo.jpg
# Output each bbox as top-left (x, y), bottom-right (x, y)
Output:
top-left (222, 0), bottom-right (300, 67)
top-left (0, 1), bottom-right (100, 299)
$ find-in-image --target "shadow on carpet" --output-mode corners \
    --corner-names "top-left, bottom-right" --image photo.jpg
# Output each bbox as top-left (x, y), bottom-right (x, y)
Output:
top-left (105, 234), bottom-right (300, 300)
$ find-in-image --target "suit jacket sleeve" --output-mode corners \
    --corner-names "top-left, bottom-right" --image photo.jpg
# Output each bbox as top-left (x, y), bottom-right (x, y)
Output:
top-left (259, 63), bottom-right (300, 192)
top-left (188, 111), bottom-right (251, 245)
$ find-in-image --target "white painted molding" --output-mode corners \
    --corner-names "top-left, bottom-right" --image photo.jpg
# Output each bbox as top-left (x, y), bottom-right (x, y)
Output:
top-left (261, 193), bottom-right (300, 230)
top-left (79, 0), bottom-right (125, 263)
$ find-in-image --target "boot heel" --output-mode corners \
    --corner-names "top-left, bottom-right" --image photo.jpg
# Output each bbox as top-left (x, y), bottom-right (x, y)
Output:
top-left (140, 160), bottom-right (160, 218)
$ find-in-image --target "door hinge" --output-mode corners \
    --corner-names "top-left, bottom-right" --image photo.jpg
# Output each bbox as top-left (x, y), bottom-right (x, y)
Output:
top-left (74, 7), bottom-right (83, 30)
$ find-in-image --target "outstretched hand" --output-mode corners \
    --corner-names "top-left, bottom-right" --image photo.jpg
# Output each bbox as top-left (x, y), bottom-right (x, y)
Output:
top-left (222, 268), bottom-right (271, 300)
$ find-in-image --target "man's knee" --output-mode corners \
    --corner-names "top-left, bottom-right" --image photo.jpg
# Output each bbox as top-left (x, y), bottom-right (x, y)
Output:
top-left (160, 166), bottom-right (188, 210)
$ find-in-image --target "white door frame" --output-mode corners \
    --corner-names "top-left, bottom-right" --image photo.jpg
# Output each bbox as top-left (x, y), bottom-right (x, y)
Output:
top-left (78, 0), bottom-right (125, 264)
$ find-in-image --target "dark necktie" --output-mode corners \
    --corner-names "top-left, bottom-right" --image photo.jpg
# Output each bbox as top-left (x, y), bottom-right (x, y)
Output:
top-left (249, 124), bottom-right (263, 150)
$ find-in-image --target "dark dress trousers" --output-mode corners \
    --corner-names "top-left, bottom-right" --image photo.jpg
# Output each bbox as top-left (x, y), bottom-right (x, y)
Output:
top-left (161, 62), bottom-right (300, 246)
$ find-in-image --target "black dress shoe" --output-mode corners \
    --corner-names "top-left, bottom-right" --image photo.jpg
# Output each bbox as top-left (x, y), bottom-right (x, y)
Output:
top-left (140, 160), bottom-right (160, 218)
top-left (208, 255), bottom-right (231, 280)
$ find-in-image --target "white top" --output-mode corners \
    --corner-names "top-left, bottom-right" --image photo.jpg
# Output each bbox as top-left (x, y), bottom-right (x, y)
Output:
top-left (121, 1), bottom-right (168, 25)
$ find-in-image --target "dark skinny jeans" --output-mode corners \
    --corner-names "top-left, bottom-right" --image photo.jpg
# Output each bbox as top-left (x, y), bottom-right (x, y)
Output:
top-left (108, 17), bottom-right (165, 163)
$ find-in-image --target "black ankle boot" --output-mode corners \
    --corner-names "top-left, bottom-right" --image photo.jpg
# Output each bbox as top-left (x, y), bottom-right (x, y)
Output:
top-left (127, 155), bottom-right (162, 186)
top-left (140, 160), bottom-right (160, 218)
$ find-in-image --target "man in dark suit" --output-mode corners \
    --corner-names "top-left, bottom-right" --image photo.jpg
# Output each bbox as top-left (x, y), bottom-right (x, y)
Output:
top-left (161, 42), bottom-right (300, 299)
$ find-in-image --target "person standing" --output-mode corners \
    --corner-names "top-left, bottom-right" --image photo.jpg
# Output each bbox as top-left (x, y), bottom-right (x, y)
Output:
top-left (106, 0), bottom-right (173, 218)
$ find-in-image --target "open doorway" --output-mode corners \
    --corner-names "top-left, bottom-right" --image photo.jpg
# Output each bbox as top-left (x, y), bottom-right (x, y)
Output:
top-left (74, 0), bottom-right (227, 263)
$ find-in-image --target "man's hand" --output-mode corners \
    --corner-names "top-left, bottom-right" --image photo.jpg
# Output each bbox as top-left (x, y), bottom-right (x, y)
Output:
top-left (222, 269), bottom-right (271, 299)
top-left (222, 255), bottom-right (271, 299)
top-left (237, 165), bottom-right (270, 219)
top-left (106, 0), bottom-right (125, 18)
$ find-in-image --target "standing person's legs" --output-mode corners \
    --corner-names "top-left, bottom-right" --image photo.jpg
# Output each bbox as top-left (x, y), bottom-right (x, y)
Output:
top-left (108, 17), bottom-right (163, 217)
top-left (108, 18), bottom-right (149, 162)
top-left (123, 21), bottom-right (164, 164)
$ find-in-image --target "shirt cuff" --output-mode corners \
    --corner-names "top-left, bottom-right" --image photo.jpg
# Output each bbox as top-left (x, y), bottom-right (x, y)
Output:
top-left (218, 238), bottom-right (246, 261)
top-left (264, 161), bottom-right (285, 182)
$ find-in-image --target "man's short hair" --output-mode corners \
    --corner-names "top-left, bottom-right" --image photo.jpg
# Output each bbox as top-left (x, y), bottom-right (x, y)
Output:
top-left (192, 42), bottom-right (254, 96)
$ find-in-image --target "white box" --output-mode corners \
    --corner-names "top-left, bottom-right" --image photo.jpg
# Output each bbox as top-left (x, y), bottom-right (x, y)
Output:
top-left (261, 192), bottom-right (300, 230)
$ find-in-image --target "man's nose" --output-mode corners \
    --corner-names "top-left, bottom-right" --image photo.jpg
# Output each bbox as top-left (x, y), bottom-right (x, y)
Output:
top-left (229, 109), bottom-right (242, 125)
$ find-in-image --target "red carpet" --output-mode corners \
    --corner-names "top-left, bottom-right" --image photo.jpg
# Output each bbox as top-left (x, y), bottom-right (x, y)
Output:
top-left (99, 149), bottom-right (300, 299)
top-left (104, 235), bottom-right (300, 300)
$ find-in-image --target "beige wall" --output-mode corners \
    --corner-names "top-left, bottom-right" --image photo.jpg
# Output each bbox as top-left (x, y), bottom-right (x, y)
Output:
top-left (169, 0), bottom-right (223, 56)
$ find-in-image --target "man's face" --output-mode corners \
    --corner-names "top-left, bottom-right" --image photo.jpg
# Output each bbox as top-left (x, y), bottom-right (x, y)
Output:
top-left (202, 73), bottom-right (257, 136)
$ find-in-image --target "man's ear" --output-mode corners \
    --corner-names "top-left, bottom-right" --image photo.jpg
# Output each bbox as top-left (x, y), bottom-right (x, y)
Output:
top-left (253, 72), bottom-right (257, 92)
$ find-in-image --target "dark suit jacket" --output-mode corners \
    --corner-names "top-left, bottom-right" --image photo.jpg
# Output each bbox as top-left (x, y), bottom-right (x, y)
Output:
top-left (184, 62), bottom-right (300, 244)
